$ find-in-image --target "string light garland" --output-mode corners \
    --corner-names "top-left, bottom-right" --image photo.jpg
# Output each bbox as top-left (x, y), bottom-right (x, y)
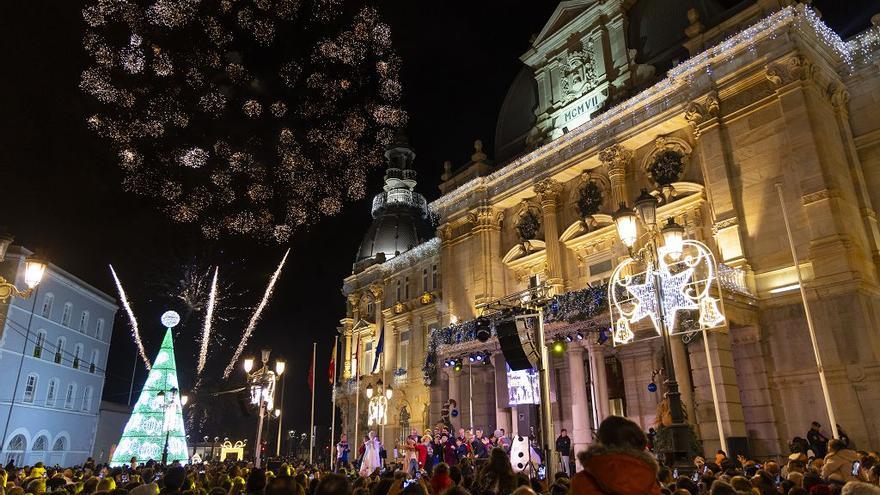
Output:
top-left (110, 264), bottom-right (151, 370)
top-left (81, 0), bottom-right (406, 242)
top-left (223, 248), bottom-right (290, 378)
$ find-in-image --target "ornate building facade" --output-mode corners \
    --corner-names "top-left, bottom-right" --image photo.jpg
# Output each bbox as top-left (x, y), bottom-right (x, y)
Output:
top-left (338, 0), bottom-right (880, 460)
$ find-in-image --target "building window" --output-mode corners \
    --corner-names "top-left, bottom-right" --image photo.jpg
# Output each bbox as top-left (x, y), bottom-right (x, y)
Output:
top-left (78, 311), bottom-right (89, 333)
top-left (5, 434), bottom-right (26, 466)
top-left (23, 374), bottom-right (38, 403)
top-left (432, 264), bottom-right (439, 289)
top-left (404, 277), bottom-right (410, 299)
top-left (61, 303), bottom-right (72, 327)
top-left (81, 386), bottom-right (93, 412)
top-left (73, 344), bottom-right (83, 369)
top-left (422, 268), bottom-right (429, 292)
top-left (64, 384), bottom-right (76, 410)
top-left (53, 437), bottom-right (66, 451)
top-left (396, 279), bottom-right (402, 301)
top-left (366, 301), bottom-right (375, 317)
top-left (95, 319), bottom-right (104, 341)
top-left (89, 350), bottom-right (99, 374)
top-left (41, 293), bottom-right (54, 319)
top-left (46, 378), bottom-right (59, 407)
top-left (54, 337), bottom-right (65, 364)
top-left (32, 436), bottom-right (48, 451)
top-left (398, 329), bottom-right (410, 370)
top-left (34, 330), bottom-right (47, 358)
top-left (363, 340), bottom-right (374, 375)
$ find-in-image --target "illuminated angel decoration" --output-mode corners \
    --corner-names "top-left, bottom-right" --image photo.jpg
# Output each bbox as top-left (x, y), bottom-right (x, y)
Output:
top-left (608, 239), bottom-right (725, 345)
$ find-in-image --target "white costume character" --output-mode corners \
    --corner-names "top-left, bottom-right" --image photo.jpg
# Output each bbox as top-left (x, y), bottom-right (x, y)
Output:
top-left (359, 431), bottom-right (382, 476)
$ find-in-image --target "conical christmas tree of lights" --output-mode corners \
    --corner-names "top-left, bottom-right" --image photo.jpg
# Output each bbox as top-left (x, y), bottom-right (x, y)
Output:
top-left (111, 312), bottom-right (188, 465)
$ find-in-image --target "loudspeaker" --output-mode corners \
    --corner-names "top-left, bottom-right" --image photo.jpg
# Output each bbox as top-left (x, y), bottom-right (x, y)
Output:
top-left (496, 317), bottom-right (536, 371)
top-left (516, 404), bottom-right (539, 438)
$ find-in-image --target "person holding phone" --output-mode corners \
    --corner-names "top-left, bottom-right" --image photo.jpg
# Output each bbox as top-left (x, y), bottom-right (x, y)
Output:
top-left (821, 439), bottom-right (859, 481)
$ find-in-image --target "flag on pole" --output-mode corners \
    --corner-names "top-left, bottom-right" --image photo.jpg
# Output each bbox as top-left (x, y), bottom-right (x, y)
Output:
top-left (371, 327), bottom-right (384, 373)
top-left (307, 350), bottom-right (315, 392)
top-left (328, 340), bottom-right (337, 385)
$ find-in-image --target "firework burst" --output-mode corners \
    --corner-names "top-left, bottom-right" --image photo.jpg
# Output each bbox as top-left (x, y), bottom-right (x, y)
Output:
top-left (197, 266), bottom-right (219, 376)
top-left (109, 264), bottom-right (151, 370)
top-left (81, 0), bottom-right (406, 242)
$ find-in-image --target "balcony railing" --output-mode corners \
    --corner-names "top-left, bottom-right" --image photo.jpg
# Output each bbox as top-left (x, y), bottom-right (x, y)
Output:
top-left (718, 263), bottom-right (753, 296)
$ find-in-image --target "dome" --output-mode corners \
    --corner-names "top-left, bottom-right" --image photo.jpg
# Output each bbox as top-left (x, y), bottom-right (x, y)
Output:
top-left (354, 142), bottom-right (432, 273)
top-left (494, 66), bottom-right (538, 165)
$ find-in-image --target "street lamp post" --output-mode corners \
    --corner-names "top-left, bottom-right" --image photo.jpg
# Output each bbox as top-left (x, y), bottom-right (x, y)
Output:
top-left (243, 348), bottom-right (285, 468)
top-left (611, 190), bottom-right (693, 470)
top-left (158, 387), bottom-right (187, 465)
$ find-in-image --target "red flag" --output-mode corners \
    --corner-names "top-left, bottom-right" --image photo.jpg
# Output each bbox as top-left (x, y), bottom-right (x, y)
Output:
top-left (307, 353), bottom-right (315, 392)
top-left (328, 340), bottom-right (337, 385)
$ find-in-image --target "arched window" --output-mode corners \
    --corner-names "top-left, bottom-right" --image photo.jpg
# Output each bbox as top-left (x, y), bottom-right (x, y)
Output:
top-left (78, 311), bottom-right (89, 333)
top-left (404, 276), bottom-right (410, 299)
top-left (5, 434), bottom-right (27, 465)
top-left (52, 436), bottom-right (66, 451)
top-left (61, 303), bottom-right (72, 327)
top-left (395, 279), bottom-right (401, 301)
top-left (64, 384), bottom-right (76, 410)
top-left (73, 344), bottom-right (83, 369)
top-left (23, 374), bottom-right (38, 403)
top-left (81, 386), bottom-right (93, 412)
top-left (432, 264), bottom-right (439, 289)
top-left (422, 268), bottom-right (429, 292)
top-left (32, 435), bottom-right (48, 451)
top-left (54, 337), bottom-right (65, 364)
top-left (95, 319), bottom-right (105, 341)
top-left (34, 330), bottom-right (47, 358)
top-left (46, 378), bottom-right (59, 407)
top-left (89, 350), bottom-right (99, 374)
top-left (40, 293), bottom-right (54, 319)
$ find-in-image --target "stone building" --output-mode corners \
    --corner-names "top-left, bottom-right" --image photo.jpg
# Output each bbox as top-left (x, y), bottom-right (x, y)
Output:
top-left (338, 0), bottom-right (880, 459)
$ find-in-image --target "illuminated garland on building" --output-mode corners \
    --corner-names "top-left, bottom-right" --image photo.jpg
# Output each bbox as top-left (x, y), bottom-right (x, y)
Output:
top-left (111, 328), bottom-right (188, 466)
top-left (422, 285), bottom-right (607, 385)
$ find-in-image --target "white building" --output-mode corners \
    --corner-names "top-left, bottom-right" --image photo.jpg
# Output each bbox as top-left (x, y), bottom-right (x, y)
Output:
top-left (0, 246), bottom-right (117, 466)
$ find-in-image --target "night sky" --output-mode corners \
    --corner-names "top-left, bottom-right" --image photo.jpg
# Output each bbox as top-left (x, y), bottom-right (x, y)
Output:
top-left (0, 0), bottom-right (875, 443)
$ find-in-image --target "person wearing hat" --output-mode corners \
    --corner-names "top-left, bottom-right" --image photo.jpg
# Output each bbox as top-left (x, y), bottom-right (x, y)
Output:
top-left (808, 422), bottom-right (829, 459)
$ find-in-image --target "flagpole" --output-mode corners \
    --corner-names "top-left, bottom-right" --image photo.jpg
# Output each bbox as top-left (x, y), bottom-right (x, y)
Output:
top-left (775, 183), bottom-right (839, 439)
top-left (354, 337), bottom-right (360, 454)
top-left (330, 335), bottom-right (339, 470)
top-left (309, 342), bottom-right (317, 464)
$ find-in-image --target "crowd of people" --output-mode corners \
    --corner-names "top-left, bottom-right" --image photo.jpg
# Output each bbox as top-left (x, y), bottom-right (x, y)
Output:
top-left (2, 416), bottom-right (879, 495)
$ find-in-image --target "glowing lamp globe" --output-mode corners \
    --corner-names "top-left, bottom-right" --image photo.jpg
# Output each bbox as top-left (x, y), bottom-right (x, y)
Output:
top-left (661, 218), bottom-right (685, 259)
top-left (365, 383), bottom-right (374, 398)
top-left (612, 203), bottom-right (638, 248)
top-left (385, 385), bottom-right (393, 400)
top-left (243, 357), bottom-right (255, 373)
top-left (161, 310), bottom-right (181, 328)
top-left (24, 256), bottom-right (48, 289)
top-left (634, 189), bottom-right (658, 229)
top-left (275, 360), bottom-right (286, 376)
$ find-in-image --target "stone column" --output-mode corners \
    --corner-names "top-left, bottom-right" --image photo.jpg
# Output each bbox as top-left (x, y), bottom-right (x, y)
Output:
top-left (469, 205), bottom-right (505, 305)
top-left (385, 325), bottom-right (398, 377)
top-left (587, 342), bottom-right (609, 423)
top-left (493, 354), bottom-right (512, 434)
top-left (343, 329), bottom-right (353, 380)
top-left (534, 178), bottom-right (566, 295)
top-left (446, 368), bottom-right (461, 431)
top-left (566, 345), bottom-right (592, 467)
top-left (598, 144), bottom-right (632, 207)
top-left (438, 223), bottom-right (456, 325)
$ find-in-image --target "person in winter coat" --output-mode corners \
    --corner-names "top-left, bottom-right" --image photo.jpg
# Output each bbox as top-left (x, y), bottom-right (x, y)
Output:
top-left (569, 416), bottom-right (661, 495)
top-left (821, 439), bottom-right (860, 481)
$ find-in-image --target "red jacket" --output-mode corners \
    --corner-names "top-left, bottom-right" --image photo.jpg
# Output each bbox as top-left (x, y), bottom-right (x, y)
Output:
top-left (430, 473), bottom-right (453, 495)
top-left (416, 444), bottom-right (428, 468)
top-left (570, 445), bottom-right (661, 495)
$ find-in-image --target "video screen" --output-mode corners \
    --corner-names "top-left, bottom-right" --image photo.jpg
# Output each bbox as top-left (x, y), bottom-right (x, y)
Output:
top-left (507, 366), bottom-right (540, 405)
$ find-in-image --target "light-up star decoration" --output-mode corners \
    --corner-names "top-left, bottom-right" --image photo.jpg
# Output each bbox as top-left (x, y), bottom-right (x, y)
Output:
top-left (608, 239), bottom-right (725, 345)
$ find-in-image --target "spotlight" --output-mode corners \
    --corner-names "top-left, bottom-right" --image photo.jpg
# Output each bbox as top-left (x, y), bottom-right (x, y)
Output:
top-left (475, 354), bottom-right (483, 362)
top-left (551, 339), bottom-right (567, 355)
top-left (453, 360), bottom-right (463, 372)
top-left (597, 328), bottom-right (610, 344)
top-left (565, 334), bottom-right (573, 343)
top-left (576, 332), bottom-right (584, 341)
top-left (475, 317), bottom-right (491, 342)
top-left (469, 355), bottom-right (476, 363)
